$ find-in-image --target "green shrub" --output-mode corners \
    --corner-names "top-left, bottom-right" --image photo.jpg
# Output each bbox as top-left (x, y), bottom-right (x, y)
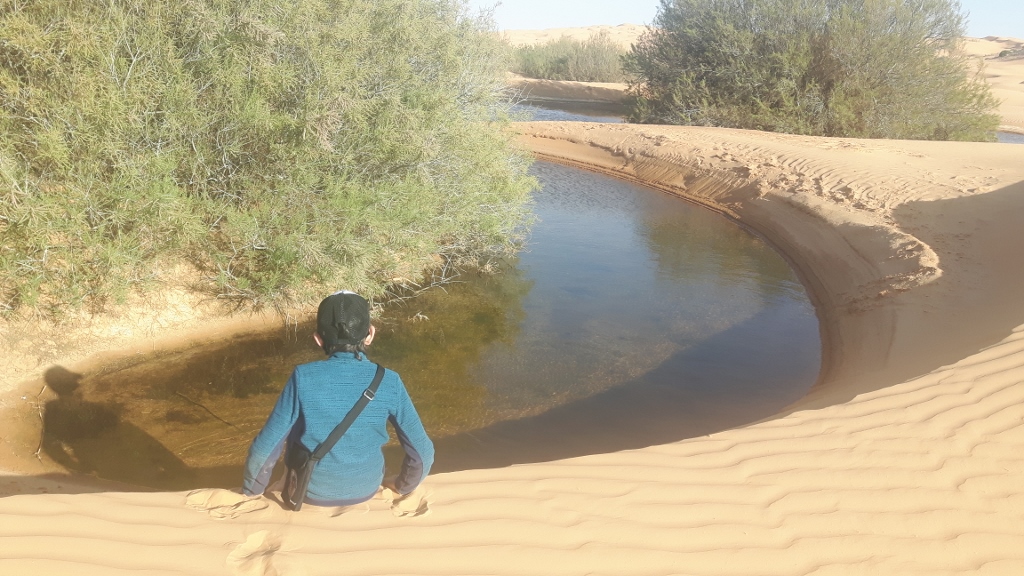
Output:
top-left (513, 31), bottom-right (626, 82)
top-left (624, 0), bottom-right (999, 140)
top-left (0, 0), bottom-right (535, 316)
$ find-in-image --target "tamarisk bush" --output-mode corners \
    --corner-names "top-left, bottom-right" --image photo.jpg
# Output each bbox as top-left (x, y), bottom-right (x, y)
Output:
top-left (624, 0), bottom-right (999, 140)
top-left (513, 31), bottom-right (626, 82)
top-left (0, 0), bottom-right (534, 315)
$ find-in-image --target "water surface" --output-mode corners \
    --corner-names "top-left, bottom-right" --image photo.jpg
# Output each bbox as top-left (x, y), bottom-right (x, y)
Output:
top-left (40, 162), bottom-right (820, 489)
top-left (513, 102), bottom-right (624, 123)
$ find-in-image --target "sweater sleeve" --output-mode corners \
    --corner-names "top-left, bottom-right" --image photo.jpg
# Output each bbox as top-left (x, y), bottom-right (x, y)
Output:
top-left (388, 375), bottom-right (435, 495)
top-left (242, 369), bottom-right (301, 496)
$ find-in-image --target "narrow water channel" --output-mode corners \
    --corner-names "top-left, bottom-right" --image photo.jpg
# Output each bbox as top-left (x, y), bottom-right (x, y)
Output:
top-left (997, 131), bottom-right (1024, 144)
top-left (35, 161), bottom-right (820, 490)
top-left (515, 102), bottom-right (1024, 145)
top-left (514, 102), bottom-right (625, 123)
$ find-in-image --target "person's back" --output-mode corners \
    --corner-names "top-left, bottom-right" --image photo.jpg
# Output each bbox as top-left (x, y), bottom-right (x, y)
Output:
top-left (242, 292), bottom-right (434, 506)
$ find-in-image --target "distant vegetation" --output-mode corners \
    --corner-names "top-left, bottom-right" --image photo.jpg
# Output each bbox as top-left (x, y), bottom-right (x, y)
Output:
top-left (624, 0), bottom-right (1000, 140)
top-left (0, 0), bottom-right (535, 317)
top-left (512, 31), bottom-right (626, 83)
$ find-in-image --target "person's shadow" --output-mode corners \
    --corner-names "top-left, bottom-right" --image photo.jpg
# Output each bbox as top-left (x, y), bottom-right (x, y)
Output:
top-left (42, 366), bottom-right (196, 490)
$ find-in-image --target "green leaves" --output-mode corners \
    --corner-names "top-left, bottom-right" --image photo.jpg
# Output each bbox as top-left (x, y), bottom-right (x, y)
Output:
top-left (513, 31), bottom-right (627, 83)
top-left (0, 0), bottom-right (535, 316)
top-left (625, 0), bottom-right (999, 140)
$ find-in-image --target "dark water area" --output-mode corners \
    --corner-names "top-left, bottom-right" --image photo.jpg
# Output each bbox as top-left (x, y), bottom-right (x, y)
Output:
top-left (513, 101), bottom-right (625, 123)
top-left (37, 162), bottom-right (820, 490)
top-left (997, 131), bottom-right (1024, 144)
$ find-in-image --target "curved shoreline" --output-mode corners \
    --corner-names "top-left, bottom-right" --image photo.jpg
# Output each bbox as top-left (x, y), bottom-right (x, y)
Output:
top-left (523, 143), bottom-right (838, 391)
top-left (516, 123), bottom-right (938, 406)
top-left (2, 122), bottom-right (1024, 574)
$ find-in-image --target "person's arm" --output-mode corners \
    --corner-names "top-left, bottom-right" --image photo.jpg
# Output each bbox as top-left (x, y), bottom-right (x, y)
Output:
top-left (242, 370), bottom-right (301, 496)
top-left (387, 375), bottom-right (435, 495)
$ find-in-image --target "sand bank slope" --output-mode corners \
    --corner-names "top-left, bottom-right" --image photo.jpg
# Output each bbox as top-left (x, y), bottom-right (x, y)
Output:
top-left (2, 124), bottom-right (1024, 575)
top-left (2, 335), bottom-right (1022, 575)
top-left (518, 123), bottom-right (1024, 397)
top-left (508, 73), bottom-right (627, 106)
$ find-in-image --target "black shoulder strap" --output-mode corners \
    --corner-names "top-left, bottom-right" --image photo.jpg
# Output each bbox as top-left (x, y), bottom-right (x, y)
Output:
top-left (311, 363), bottom-right (385, 462)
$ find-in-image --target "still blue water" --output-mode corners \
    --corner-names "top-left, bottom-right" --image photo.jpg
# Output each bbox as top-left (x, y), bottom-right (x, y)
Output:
top-left (48, 162), bottom-right (821, 486)
top-left (413, 161), bottom-right (821, 469)
top-left (513, 102), bottom-right (624, 123)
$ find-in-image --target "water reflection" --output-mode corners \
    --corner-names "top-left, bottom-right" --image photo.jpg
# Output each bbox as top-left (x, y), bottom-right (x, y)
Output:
top-left (430, 303), bottom-right (818, 472)
top-left (640, 202), bottom-right (797, 303)
top-left (35, 264), bottom-right (532, 487)
top-left (39, 161), bottom-right (820, 490)
top-left (371, 264), bottom-right (533, 436)
top-left (512, 102), bottom-right (625, 123)
top-left (42, 366), bottom-right (194, 490)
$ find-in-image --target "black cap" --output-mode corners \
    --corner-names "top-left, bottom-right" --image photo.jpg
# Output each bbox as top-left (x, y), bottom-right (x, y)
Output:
top-left (316, 291), bottom-right (371, 351)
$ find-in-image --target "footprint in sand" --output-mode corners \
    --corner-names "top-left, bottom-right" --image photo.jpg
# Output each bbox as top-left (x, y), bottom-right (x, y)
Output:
top-left (228, 530), bottom-right (310, 576)
top-left (186, 488), bottom-right (269, 519)
top-left (312, 501), bottom-right (371, 518)
top-left (382, 487), bottom-right (431, 517)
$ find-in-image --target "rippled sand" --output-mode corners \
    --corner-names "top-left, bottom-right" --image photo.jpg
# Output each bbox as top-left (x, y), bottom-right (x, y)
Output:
top-left (2, 27), bottom-right (1024, 576)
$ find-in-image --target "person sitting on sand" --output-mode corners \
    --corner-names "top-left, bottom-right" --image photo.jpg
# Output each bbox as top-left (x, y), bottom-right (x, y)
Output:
top-left (242, 291), bottom-right (434, 507)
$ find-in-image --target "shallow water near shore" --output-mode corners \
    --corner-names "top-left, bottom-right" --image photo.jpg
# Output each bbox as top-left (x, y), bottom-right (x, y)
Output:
top-left (997, 131), bottom-right (1024, 144)
top-left (31, 161), bottom-right (820, 490)
top-left (513, 101), bottom-right (625, 123)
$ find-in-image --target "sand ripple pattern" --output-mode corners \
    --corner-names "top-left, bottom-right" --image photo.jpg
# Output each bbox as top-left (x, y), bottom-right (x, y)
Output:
top-left (0, 328), bottom-right (1021, 574)
top-left (3, 121), bottom-right (1024, 575)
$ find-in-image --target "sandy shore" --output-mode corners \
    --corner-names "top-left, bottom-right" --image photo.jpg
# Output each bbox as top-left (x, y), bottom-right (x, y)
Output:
top-left (508, 72), bottom-right (628, 107)
top-left (3, 24), bottom-right (1024, 575)
top-left (2, 120), bottom-right (1023, 574)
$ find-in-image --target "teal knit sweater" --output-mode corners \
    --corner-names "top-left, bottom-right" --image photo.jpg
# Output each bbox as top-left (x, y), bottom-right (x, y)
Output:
top-left (242, 352), bottom-right (434, 504)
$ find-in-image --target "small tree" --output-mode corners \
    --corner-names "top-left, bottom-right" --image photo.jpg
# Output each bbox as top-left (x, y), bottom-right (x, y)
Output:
top-left (0, 0), bottom-right (535, 315)
top-left (623, 0), bottom-right (999, 140)
top-left (514, 31), bottom-right (626, 82)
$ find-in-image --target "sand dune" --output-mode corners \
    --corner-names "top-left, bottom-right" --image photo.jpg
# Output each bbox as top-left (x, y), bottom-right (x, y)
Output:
top-left (2, 121), bottom-right (1023, 574)
top-left (502, 23), bottom-right (647, 49)
top-left (4, 21), bottom-right (1024, 576)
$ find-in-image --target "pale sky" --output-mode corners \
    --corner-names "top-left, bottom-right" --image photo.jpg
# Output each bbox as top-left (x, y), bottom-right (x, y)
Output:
top-left (467, 0), bottom-right (1023, 40)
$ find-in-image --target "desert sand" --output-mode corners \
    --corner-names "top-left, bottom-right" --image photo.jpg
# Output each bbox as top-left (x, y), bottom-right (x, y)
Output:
top-left (3, 26), bottom-right (1024, 576)
top-left (508, 72), bottom-right (628, 106)
top-left (502, 23), bottom-right (646, 49)
top-left (966, 37), bottom-right (1024, 133)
